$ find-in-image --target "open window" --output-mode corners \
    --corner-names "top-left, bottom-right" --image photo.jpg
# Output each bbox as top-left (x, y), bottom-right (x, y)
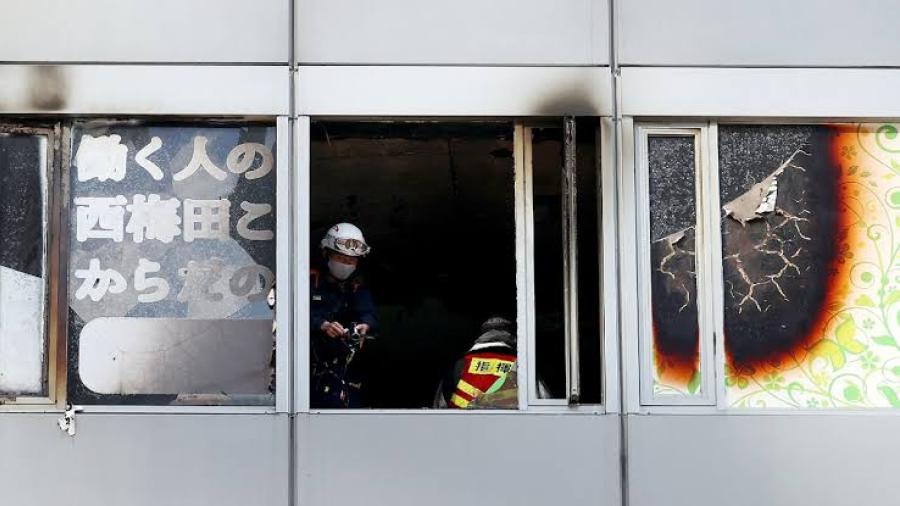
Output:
top-left (309, 121), bottom-right (518, 409)
top-left (306, 118), bottom-right (603, 410)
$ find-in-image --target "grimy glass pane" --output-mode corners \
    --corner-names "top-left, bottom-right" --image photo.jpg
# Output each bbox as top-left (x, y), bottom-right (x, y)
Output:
top-left (718, 124), bottom-right (900, 409)
top-left (67, 122), bottom-right (276, 405)
top-left (310, 122), bottom-right (516, 409)
top-left (531, 127), bottom-right (566, 398)
top-left (575, 118), bottom-right (602, 404)
top-left (0, 134), bottom-right (48, 396)
top-left (647, 135), bottom-right (702, 397)
top-left (532, 121), bottom-right (604, 402)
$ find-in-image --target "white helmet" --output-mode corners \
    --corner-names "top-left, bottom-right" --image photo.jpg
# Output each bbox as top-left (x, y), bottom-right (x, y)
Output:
top-left (321, 223), bottom-right (371, 257)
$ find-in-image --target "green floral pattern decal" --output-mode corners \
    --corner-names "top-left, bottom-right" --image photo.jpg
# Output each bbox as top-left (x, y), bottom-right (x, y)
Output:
top-left (726, 124), bottom-right (900, 408)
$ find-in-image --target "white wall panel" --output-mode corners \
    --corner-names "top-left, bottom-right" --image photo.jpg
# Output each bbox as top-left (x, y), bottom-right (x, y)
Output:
top-left (0, 414), bottom-right (289, 506)
top-left (296, 0), bottom-right (609, 65)
top-left (0, 0), bottom-right (289, 63)
top-left (621, 67), bottom-right (900, 118)
top-left (297, 66), bottom-right (612, 116)
top-left (298, 413), bottom-right (621, 506)
top-left (0, 65), bottom-right (290, 115)
top-left (618, 0), bottom-right (900, 67)
top-left (627, 414), bottom-right (900, 506)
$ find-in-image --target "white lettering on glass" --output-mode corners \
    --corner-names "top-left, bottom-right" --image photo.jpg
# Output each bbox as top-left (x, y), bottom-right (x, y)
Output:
top-left (74, 259), bottom-right (127, 302)
top-left (172, 136), bottom-right (227, 181)
top-left (125, 194), bottom-right (182, 243)
top-left (75, 196), bottom-right (128, 242)
top-left (236, 201), bottom-right (274, 241)
top-left (76, 134), bottom-right (128, 182)
top-left (135, 136), bottom-right (165, 181)
top-left (183, 199), bottom-right (231, 242)
top-left (134, 258), bottom-right (170, 303)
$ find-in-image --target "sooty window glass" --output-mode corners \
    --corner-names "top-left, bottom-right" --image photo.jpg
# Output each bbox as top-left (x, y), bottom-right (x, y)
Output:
top-left (646, 134), bottom-right (704, 399)
top-left (67, 121), bottom-right (277, 406)
top-left (0, 131), bottom-right (51, 398)
top-left (719, 124), bottom-right (900, 409)
top-left (530, 118), bottom-right (603, 403)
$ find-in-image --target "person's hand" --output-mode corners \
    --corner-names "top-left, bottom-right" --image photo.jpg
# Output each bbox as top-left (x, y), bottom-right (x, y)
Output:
top-left (354, 324), bottom-right (370, 336)
top-left (320, 321), bottom-right (346, 338)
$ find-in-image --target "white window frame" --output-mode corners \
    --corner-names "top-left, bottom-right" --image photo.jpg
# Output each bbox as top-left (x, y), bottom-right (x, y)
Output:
top-left (634, 123), bottom-right (718, 407)
top-left (296, 117), bottom-right (614, 414)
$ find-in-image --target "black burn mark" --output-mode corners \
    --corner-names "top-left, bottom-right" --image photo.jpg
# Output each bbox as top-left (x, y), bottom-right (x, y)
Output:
top-left (722, 127), bottom-right (845, 376)
top-left (28, 66), bottom-right (67, 110)
top-left (650, 228), bottom-right (700, 384)
top-left (532, 82), bottom-right (599, 117)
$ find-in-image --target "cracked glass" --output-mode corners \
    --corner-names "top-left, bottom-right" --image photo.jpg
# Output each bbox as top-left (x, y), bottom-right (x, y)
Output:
top-left (0, 133), bottom-right (49, 397)
top-left (647, 134), bottom-right (703, 397)
top-left (718, 124), bottom-right (900, 409)
top-left (67, 121), bottom-right (276, 406)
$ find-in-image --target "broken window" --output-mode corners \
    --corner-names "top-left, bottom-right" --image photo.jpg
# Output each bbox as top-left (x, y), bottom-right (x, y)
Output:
top-left (529, 118), bottom-right (603, 404)
top-left (67, 121), bottom-right (277, 406)
top-left (310, 121), bottom-right (518, 409)
top-left (719, 124), bottom-right (900, 409)
top-left (0, 128), bottom-right (53, 399)
top-left (639, 122), bottom-right (900, 410)
top-left (637, 126), bottom-right (714, 405)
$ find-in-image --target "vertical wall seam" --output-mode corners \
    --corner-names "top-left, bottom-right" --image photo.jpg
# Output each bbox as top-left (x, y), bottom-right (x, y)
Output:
top-left (288, 2), bottom-right (298, 505)
top-left (608, 0), bottom-right (630, 505)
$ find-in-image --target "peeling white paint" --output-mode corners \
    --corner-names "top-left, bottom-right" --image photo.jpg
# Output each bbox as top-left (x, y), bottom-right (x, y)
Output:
top-left (755, 178), bottom-right (779, 214)
top-left (723, 148), bottom-right (807, 224)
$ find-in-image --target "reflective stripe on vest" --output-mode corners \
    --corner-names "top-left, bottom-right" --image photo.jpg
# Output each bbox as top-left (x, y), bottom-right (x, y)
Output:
top-left (449, 351), bottom-right (516, 409)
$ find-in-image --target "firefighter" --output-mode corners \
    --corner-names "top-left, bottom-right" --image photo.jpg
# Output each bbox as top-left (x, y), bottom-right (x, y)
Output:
top-left (440, 317), bottom-right (519, 409)
top-left (310, 223), bottom-right (378, 408)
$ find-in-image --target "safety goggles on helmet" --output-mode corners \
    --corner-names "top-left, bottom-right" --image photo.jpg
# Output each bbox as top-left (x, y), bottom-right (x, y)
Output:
top-left (321, 223), bottom-right (371, 257)
top-left (333, 237), bottom-right (371, 256)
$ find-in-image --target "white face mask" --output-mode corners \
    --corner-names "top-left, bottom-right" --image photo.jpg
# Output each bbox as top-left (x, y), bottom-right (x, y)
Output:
top-left (328, 259), bottom-right (357, 281)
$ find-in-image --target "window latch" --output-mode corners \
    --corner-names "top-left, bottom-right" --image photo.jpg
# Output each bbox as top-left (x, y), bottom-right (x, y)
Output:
top-left (57, 404), bottom-right (83, 437)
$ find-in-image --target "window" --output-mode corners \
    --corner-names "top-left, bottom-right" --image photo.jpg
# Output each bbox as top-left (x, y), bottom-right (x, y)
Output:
top-left (719, 124), bottom-right (895, 409)
top-left (638, 122), bottom-right (900, 409)
top-left (0, 120), bottom-right (280, 408)
top-left (0, 125), bottom-right (56, 402)
top-left (66, 121), bottom-right (277, 406)
top-left (527, 118), bottom-right (603, 405)
top-left (308, 118), bottom-right (604, 410)
top-left (637, 126), bottom-right (715, 405)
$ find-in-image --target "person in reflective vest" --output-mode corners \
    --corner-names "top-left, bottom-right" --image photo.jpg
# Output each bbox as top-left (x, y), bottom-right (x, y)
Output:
top-left (310, 223), bottom-right (378, 408)
top-left (444, 317), bottom-right (518, 409)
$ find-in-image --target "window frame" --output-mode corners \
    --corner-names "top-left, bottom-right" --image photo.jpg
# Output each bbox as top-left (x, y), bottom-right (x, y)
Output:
top-left (0, 122), bottom-right (64, 409)
top-left (629, 118), bottom-right (900, 415)
top-left (297, 116), bottom-right (613, 414)
top-left (0, 117), bottom-right (291, 414)
top-left (634, 123), bottom-right (718, 407)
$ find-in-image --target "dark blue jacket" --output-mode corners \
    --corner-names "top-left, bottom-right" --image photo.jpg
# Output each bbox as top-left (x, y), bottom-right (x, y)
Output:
top-left (310, 269), bottom-right (378, 335)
